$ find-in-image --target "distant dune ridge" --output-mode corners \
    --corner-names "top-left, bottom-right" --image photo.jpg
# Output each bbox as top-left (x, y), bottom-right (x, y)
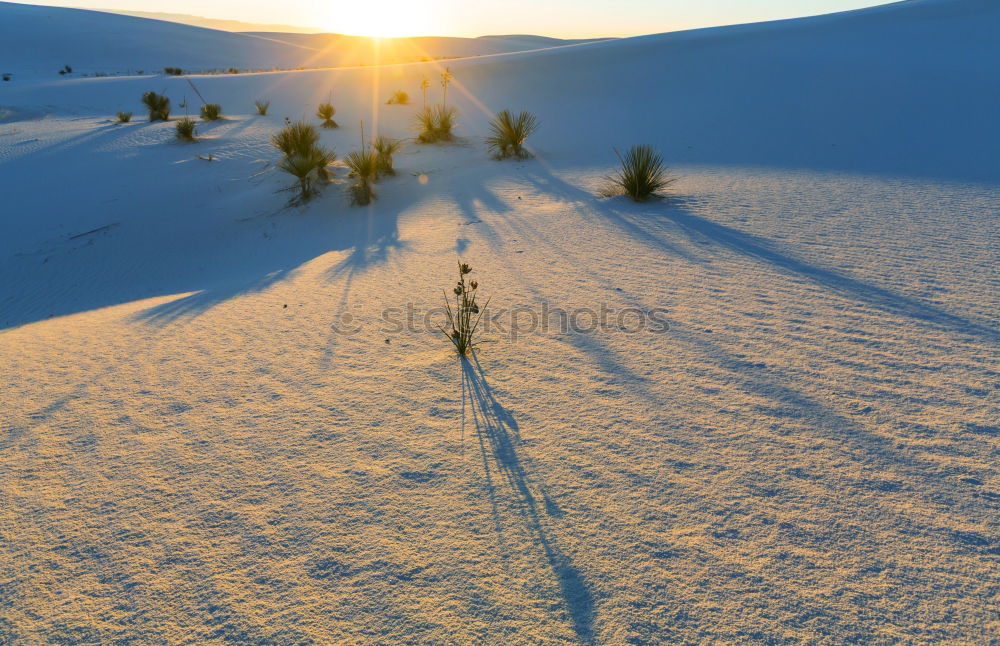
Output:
top-left (0, 1), bottom-right (601, 76)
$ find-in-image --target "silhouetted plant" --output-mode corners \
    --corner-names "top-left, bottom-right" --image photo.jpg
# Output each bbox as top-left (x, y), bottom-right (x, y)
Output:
top-left (271, 120), bottom-right (320, 157)
top-left (420, 78), bottom-right (430, 109)
top-left (116, 111), bottom-right (132, 123)
top-left (372, 135), bottom-right (403, 176)
top-left (441, 68), bottom-right (453, 108)
top-left (486, 109), bottom-right (538, 160)
top-left (601, 145), bottom-right (674, 202)
top-left (141, 91), bottom-right (170, 121)
top-left (386, 90), bottom-right (410, 105)
top-left (440, 262), bottom-right (488, 356)
top-left (200, 103), bottom-right (222, 121)
top-left (226, 67), bottom-right (240, 74)
top-left (279, 146), bottom-right (335, 202)
top-left (344, 149), bottom-right (378, 206)
top-left (317, 102), bottom-right (338, 128)
top-left (254, 100), bottom-right (270, 116)
top-left (2, 74), bottom-right (10, 82)
top-left (415, 105), bottom-right (457, 143)
top-left (164, 67), bottom-right (183, 76)
top-left (175, 117), bottom-right (197, 142)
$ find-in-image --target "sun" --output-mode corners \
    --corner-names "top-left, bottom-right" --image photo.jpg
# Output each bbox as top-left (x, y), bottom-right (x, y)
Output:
top-left (323, 0), bottom-right (437, 38)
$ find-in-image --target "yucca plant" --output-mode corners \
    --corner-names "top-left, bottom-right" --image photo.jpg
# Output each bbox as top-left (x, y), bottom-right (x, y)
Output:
top-left (254, 100), bottom-right (270, 116)
top-left (440, 262), bottom-right (488, 356)
top-left (415, 105), bottom-right (457, 144)
top-left (486, 109), bottom-right (538, 160)
top-left (316, 102), bottom-right (338, 128)
top-left (200, 103), bottom-right (222, 121)
top-left (386, 90), bottom-right (409, 105)
top-left (372, 135), bottom-right (403, 176)
top-left (344, 149), bottom-right (379, 206)
top-left (141, 91), bottom-right (170, 121)
top-left (116, 111), bottom-right (132, 123)
top-left (601, 145), bottom-right (674, 202)
top-left (271, 120), bottom-right (320, 157)
top-left (175, 117), bottom-right (197, 142)
top-left (279, 146), bottom-right (335, 202)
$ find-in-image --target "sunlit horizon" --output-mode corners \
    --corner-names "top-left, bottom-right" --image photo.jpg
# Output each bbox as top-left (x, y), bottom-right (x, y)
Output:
top-left (16, 0), bottom-right (898, 39)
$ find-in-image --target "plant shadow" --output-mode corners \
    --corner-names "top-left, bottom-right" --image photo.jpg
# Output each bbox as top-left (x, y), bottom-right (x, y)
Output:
top-left (461, 354), bottom-right (595, 644)
top-left (522, 167), bottom-right (997, 344)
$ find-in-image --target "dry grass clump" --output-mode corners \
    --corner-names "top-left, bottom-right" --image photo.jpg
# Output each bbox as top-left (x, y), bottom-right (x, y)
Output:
top-left (486, 109), bottom-right (538, 160)
top-left (317, 102), bottom-right (338, 129)
top-left (200, 103), bottom-right (222, 121)
top-left (415, 105), bottom-right (456, 143)
top-left (272, 120), bottom-right (335, 202)
top-left (386, 90), bottom-right (409, 105)
top-left (175, 117), bottom-right (197, 142)
top-left (141, 91), bottom-right (170, 121)
top-left (344, 149), bottom-right (379, 206)
top-left (601, 145), bottom-right (674, 202)
top-left (372, 136), bottom-right (403, 177)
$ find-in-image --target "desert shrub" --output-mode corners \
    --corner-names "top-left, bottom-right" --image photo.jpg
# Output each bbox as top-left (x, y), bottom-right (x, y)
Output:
top-left (316, 102), bottom-right (338, 129)
top-left (164, 67), bottom-right (183, 76)
top-left (226, 68), bottom-right (240, 74)
top-left (486, 109), bottom-right (538, 160)
top-left (420, 78), bottom-right (430, 108)
top-left (344, 149), bottom-right (379, 206)
top-left (271, 120), bottom-right (320, 157)
top-left (386, 90), bottom-right (409, 105)
top-left (415, 105), bottom-right (456, 143)
top-left (601, 145), bottom-right (674, 202)
top-left (200, 103), bottom-right (222, 121)
top-left (141, 91), bottom-right (171, 121)
top-left (254, 100), bottom-right (270, 116)
top-left (116, 111), bottom-right (132, 123)
top-left (2, 74), bottom-right (10, 82)
top-left (440, 262), bottom-right (488, 356)
top-left (175, 118), bottom-right (197, 142)
top-left (372, 136), bottom-right (403, 176)
top-left (279, 146), bottom-right (335, 202)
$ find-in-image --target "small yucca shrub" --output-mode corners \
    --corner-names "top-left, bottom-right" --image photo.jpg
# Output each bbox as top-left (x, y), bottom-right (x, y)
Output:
top-left (601, 145), bottom-right (674, 202)
top-left (344, 149), bottom-right (379, 206)
top-left (271, 120), bottom-right (320, 157)
top-left (316, 102), bottom-right (338, 129)
top-left (279, 146), bottom-right (335, 202)
top-left (254, 100), bottom-right (270, 116)
top-left (386, 90), bottom-right (409, 105)
top-left (372, 136), bottom-right (402, 176)
top-left (116, 111), bottom-right (132, 123)
top-left (440, 262), bottom-right (488, 356)
top-left (415, 105), bottom-right (456, 143)
top-left (175, 117), bottom-right (197, 142)
top-left (164, 67), bottom-right (183, 76)
top-left (200, 103), bottom-right (222, 121)
top-left (486, 109), bottom-right (538, 160)
top-left (141, 91), bottom-right (170, 121)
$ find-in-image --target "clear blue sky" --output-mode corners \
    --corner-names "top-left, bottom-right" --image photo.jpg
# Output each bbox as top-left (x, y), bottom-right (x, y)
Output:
top-left (24, 1), bottom-right (897, 37)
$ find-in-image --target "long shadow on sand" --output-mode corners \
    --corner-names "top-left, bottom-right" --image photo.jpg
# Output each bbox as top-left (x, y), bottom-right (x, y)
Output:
top-left (134, 206), bottom-right (404, 328)
top-left (461, 354), bottom-right (595, 644)
top-left (523, 167), bottom-right (998, 344)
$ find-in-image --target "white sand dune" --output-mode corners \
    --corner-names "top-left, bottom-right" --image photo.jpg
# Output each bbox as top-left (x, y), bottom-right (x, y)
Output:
top-left (1, 0), bottom-right (998, 643)
top-left (0, 1), bottom-right (597, 77)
